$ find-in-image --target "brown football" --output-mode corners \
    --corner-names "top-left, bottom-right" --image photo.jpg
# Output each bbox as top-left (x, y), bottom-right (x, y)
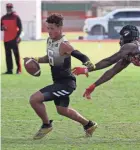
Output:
top-left (24, 58), bottom-right (41, 77)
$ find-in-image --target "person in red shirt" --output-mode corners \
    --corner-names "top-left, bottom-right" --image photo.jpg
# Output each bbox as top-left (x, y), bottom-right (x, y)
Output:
top-left (1, 3), bottom-right (22, 74)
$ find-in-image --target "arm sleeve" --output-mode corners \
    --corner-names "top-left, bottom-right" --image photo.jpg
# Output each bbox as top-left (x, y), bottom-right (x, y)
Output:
top-left (71, 50), bottom-right (90, 64)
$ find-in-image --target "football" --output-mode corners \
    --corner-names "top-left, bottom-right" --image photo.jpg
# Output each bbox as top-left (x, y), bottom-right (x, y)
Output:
top-left (24, 58), bottom-right (41, 77)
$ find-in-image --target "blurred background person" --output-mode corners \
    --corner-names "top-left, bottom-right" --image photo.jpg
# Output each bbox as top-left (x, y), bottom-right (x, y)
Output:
top-left (1, 3), bottom-right (22, 74)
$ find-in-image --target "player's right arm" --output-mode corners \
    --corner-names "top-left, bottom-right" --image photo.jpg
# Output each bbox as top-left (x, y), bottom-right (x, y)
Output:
top-left (34, 55), bottom-right (49, 63)
top-left (24, 55), bottom-right (49, 64)
top-left (83, 59), bottom-right (130, 99)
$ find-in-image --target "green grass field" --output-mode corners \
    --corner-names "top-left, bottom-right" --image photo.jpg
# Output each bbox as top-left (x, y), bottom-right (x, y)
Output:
top-left (1, 33), bottom-right (140, 150)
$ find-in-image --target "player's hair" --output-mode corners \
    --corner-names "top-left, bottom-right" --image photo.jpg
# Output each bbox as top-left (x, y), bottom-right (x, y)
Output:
top-left (46, 13), bottom-right (63, 27)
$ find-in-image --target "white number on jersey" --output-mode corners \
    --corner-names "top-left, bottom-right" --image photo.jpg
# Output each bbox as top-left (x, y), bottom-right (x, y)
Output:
top-left (48, 49), bottom-right (54, 66)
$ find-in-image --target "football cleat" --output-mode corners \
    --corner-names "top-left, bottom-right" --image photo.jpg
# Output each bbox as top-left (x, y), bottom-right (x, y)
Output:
top-left (33, 120), bottom-right (53, 140)
top-left (84, 120), bottom-right (98, 137)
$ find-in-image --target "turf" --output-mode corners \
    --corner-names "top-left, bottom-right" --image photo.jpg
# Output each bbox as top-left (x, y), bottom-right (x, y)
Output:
top-left (1, 33), bottom-right (140, 150)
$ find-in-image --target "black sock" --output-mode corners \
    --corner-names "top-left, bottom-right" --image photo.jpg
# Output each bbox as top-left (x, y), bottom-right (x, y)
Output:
top-left (84, 120), bottom-right (94, 130)
top-left (41, 120), bottom-right (53, 128)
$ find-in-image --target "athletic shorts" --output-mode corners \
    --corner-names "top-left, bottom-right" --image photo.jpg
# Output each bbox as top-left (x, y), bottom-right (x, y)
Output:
top-left (40, 80), bottom-right (76, 107)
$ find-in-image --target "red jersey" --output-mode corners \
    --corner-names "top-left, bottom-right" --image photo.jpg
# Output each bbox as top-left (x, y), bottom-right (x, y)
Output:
top-left (1, 12), bottom-right (22, 42)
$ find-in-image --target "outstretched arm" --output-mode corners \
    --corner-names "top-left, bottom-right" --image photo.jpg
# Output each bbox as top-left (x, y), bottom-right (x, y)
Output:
top-left (94, 59), bottom-right (130, 87)
top-left (90, 43), bottom-right (138, 71)
top-left (72, 43), bottom-right (136, 76)
top-left (72, 50), bottom-right (125, 76)
top-left (94, 51), bottom-right (125, 70)
top-left (83, 59), bottom-right (130, 99)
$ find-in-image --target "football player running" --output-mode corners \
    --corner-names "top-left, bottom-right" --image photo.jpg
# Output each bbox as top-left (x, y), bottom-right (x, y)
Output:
top-left (24, 14), bottom-right (97, 139)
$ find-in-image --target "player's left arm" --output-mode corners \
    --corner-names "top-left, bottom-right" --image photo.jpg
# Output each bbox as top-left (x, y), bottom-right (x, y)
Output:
top-left (60, 42), bottom-right (94, 72)
top-left (83, 59), bottom-right (130, 99)
top-left (94, 44), bottom-right (132, 70)
top-left (94, 59), bottom-right (130, 87)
